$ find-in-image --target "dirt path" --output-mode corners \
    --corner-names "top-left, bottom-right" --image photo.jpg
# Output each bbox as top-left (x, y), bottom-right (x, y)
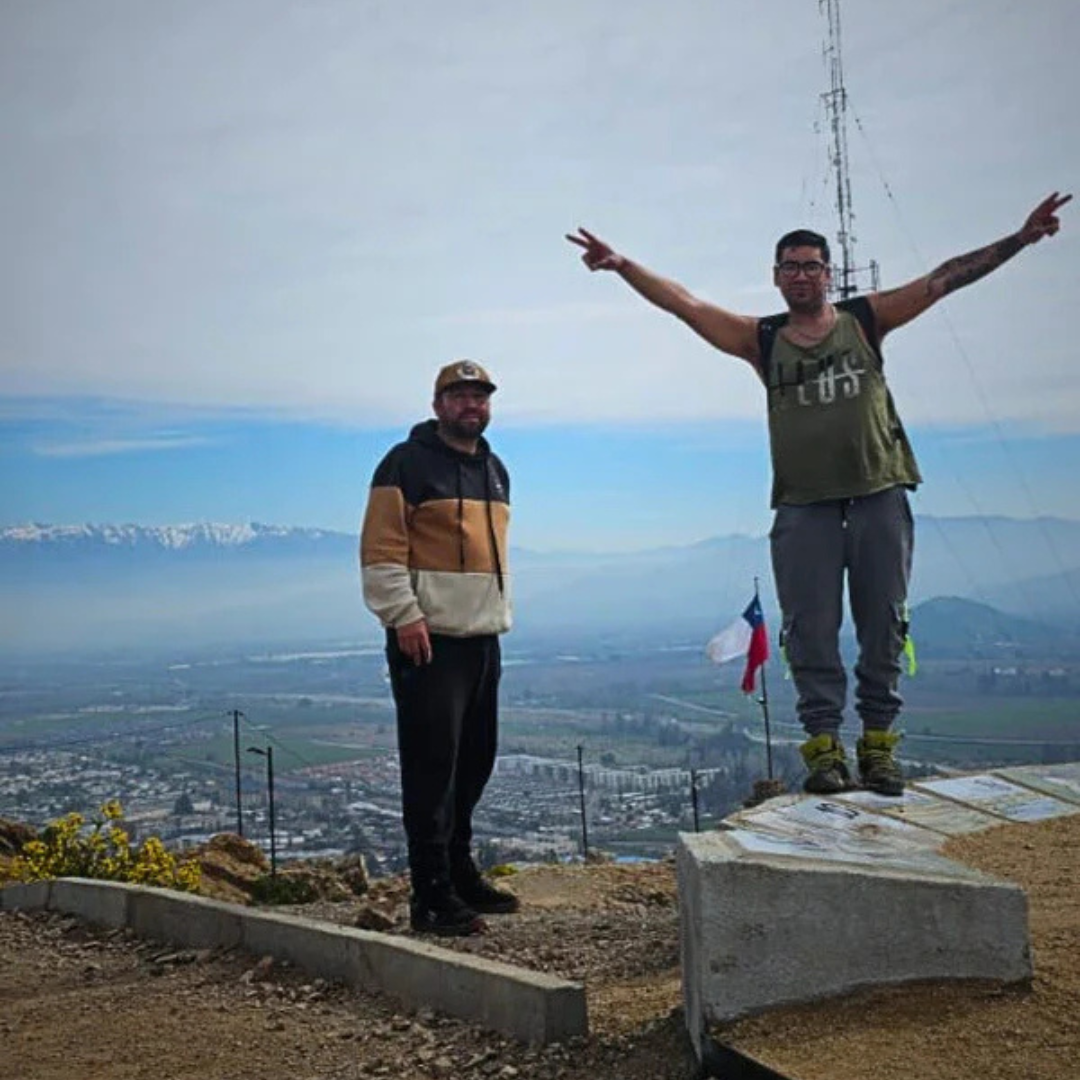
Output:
top-left (0, 861), bottom-right (693, 1080)
top-left (2, 817), bottom-right (1077, 1080)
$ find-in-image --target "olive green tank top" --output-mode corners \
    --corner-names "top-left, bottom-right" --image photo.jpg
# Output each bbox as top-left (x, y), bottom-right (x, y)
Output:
top-left (765, 308), bottom-right (922, 507)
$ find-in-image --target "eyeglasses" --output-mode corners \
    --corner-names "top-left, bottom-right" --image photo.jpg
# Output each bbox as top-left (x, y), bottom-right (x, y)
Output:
top-left (776, 259), bottom-right (828, 279)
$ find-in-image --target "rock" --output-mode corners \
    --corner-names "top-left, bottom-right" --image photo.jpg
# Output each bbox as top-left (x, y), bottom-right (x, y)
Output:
top-left (0, 817), bottom-right (36, 857)
top-left (335, 853), bottom-right (370, 895)
top-left (152, 951), bottom-right (196, 966)
top-left (354, 905), bottom-right (395, 932)
top-left (743, 777), bottom-right (787, 808)
top-left (191, 833), bottom-right (269, 903)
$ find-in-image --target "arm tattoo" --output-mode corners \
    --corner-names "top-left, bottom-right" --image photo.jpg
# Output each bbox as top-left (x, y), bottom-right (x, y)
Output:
top-left (926, 234), bottom-right (1025, 297)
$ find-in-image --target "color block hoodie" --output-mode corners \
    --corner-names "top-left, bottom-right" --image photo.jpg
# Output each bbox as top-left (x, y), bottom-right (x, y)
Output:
top-left (360, 419), bottom-right (511, 636)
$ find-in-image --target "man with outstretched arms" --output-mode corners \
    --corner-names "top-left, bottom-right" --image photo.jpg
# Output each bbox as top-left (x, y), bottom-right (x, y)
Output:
top-left (360, 360), bottom-right (518, 935)
top-left (567, 192), bottom-right (1070, 795)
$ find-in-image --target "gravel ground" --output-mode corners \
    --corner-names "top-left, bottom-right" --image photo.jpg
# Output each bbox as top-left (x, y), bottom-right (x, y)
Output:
top-left (0, 860), bottom-right (694, 1080)
top-left (720, 814), bottom-right (1080, 1080)
top-left (2, 817), bottom-right (1077, 1080)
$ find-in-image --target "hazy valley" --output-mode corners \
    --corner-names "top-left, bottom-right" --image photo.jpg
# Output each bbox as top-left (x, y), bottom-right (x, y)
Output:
top-left (1, 516), bottom-right (1078, 873)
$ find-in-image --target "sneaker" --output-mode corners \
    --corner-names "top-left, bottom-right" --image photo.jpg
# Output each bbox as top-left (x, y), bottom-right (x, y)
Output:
top-left (857, 730), bottom-right (904, 796)
top-left (409, 886), bottom-right (484, 937)
top-left (451, 859), bottom-right (520, 915)
top-left (800, 733), bottom-right (852, 794)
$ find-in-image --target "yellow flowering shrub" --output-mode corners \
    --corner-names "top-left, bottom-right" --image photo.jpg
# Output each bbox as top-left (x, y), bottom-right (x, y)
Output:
top-left (11, 800), bottom-right (201, 893)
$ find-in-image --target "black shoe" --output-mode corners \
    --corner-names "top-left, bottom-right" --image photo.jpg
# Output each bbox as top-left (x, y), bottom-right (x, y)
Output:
top-left (409, 887), bottom-right (484, 937)
top-left (451, 860), bottom-right (520, 915)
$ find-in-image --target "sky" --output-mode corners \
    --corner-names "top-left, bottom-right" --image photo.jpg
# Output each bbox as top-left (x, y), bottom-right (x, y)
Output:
top-left (3, 0), bottom-right (1079, 552)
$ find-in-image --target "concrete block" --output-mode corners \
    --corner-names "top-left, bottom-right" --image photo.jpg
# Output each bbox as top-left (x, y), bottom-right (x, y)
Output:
top-left (0, 880), bottom-right (51, 912)
top-left (243, 909), bottom-right (587, 1044)
top-left (128, 887), bottom-right (245, 951)
top-left (678, 829), bottom-right (1031, 1028)
top-left (50, 878), bottom-right (130, 929)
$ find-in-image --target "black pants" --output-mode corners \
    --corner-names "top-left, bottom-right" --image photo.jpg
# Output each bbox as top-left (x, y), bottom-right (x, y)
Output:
top-left (386, 631), bottom-right (501, 893)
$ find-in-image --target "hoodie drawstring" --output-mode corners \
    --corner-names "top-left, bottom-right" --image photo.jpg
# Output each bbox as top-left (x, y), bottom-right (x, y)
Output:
top-left (484, 461), bottom-right (505, 595)
top-left (455, 463), bottom-right (466, 572)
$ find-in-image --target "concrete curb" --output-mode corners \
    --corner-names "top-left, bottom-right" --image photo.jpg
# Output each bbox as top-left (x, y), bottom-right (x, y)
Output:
top-left (0, 878), bottom-right (587, 1045)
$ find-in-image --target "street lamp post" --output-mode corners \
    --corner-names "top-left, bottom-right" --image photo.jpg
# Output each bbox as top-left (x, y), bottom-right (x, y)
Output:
top-left (230, 709), bottom-right (244, 836)
top-left (246, 745), bottom-right (276, 876)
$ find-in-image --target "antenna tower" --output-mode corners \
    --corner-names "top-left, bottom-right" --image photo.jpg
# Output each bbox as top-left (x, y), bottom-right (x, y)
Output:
top-left (820, 0), bottom-right (879, 298)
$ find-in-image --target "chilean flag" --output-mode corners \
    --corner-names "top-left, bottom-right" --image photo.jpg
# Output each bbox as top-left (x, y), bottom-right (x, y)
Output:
top-left (705, 594), bottom-right (770, 693)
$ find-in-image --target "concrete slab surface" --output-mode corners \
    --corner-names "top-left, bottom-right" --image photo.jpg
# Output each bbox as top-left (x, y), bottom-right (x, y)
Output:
top-left (725, 794), bottom-right (945, 869)
top-left (834, 786), bottom-right (1002, 835)
top-left (993, 763), bottom-right (1080, 806)
top-left (915, 773), bottom-right (1080, 823)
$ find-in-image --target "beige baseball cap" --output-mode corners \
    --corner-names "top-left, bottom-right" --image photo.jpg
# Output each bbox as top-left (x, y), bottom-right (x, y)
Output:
top-left (434, 360), bottom-right (497, 396)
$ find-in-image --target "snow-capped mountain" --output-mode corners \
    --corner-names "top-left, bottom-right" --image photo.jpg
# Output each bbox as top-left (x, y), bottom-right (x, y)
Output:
top-left (0, 522), bottom-right (350, 552)
top-left (2, 518), bottom-right (1078, 655)
top-left (0, 521), bottom-right (363, 654)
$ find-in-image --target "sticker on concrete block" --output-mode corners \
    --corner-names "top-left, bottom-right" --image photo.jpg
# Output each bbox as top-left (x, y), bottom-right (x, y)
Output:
top-left (738, 796), bottom-right (938, 845)
top-left (836, 787), bottom-right (1001, 835)
top-left (992, 763), bottom-right (1080, 807)
top-left (914, 774), bottom-right (1080, 822)
top-left (724, 796), bottom-right (966, 872)
top-left (726, 823), bottom-right (966, 875)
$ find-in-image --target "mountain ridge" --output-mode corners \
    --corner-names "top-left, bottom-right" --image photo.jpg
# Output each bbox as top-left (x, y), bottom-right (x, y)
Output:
top-left (4, 513), bottom-right (1079, 558)
top-left (0, 521), bottom-right (343, 550)
top-left (2, 516), bottom-right (1078, 654)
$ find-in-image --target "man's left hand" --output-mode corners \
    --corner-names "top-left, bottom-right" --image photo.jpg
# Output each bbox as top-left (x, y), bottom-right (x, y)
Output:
top-left (1020, 191), bottom-right (1072, 245)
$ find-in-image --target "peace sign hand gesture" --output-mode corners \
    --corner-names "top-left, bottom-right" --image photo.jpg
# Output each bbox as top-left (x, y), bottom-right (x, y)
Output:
top-left (1019, 191), bottom-right (1072, 245)
top-left (566, 227), bottom-right (625, 272)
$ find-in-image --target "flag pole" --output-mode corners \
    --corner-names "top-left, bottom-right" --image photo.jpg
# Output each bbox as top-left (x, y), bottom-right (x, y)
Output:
top-left (754, 576), bottom-right (775, 781)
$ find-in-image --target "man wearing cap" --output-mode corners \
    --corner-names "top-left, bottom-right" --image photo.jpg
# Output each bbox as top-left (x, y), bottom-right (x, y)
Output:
top-left (360, 360), bottom-right (517, 935)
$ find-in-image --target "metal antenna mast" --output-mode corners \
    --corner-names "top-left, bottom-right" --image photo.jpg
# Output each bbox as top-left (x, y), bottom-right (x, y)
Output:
top-left (820, 0), bottom-right (878, 297)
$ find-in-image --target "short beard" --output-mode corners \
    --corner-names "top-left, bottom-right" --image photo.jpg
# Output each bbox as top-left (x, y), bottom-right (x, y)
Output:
top-left (441, 415), bottom-right (488, 441)
top-left (785, 292), bottom-right (828, 316)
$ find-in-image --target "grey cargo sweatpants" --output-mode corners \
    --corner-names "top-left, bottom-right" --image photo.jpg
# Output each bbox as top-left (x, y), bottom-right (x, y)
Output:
top-left (769, 485), bottom-right (914, 737)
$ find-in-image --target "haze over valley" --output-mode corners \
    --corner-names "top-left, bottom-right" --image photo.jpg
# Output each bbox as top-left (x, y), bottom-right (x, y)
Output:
top-left (3, 514), bottom-right (1078, 874)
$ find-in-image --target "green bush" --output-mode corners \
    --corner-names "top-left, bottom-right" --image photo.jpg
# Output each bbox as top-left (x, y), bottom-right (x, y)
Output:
top-left (250, 872), bottom-right (317, 905)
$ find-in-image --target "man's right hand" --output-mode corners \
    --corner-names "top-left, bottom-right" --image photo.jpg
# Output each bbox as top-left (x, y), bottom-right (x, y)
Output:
top-left (566, 227), bottom-right (625, 272)
top-left (395, 617), bottom-right (432, 665)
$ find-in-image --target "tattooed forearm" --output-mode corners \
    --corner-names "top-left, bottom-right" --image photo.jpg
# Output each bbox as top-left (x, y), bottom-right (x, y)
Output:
top-left (926, 234), bottom-right (1025, 297)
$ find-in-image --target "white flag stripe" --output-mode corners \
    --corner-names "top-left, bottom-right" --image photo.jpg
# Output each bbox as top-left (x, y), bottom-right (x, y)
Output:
top-left (705, 617), bottom-right (752, 666)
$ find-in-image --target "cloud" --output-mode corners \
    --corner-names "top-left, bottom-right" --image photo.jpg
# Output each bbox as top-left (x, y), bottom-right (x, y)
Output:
top-left (2, 0), bottom-right (1078, 435)
top-left (32, 434), bottom-right (218, 459)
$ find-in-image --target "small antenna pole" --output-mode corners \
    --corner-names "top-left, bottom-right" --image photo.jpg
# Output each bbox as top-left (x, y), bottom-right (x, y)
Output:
top-left (820, 0), bottom-right (878, 296)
